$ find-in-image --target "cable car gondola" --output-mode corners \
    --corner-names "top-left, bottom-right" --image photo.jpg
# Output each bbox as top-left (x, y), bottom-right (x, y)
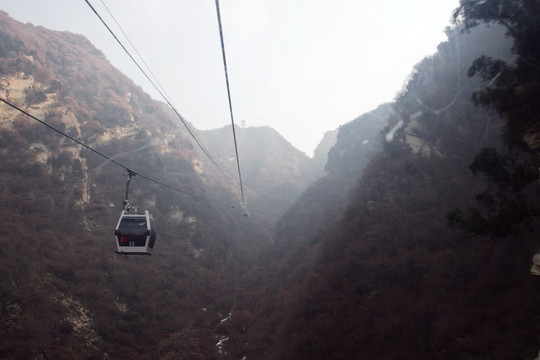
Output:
top-left (115, 210), bottom-right (156, 255)
top-left (114, 170), bottom-right (157, 255)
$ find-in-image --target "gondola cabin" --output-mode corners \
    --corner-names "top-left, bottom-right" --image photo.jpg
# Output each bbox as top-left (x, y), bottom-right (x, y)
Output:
top-left (114, 210), bottom-right (156, 255)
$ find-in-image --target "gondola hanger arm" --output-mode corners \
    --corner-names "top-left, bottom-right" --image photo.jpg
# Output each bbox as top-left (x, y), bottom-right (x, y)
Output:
top-left (123, 169), bottom-right (137, 211)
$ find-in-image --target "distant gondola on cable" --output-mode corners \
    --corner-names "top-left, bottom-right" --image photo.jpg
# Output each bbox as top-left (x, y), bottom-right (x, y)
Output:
top-left (114, 170), bottom-right (157, 255)
top-left (115, 210), bottom-right (156, 255)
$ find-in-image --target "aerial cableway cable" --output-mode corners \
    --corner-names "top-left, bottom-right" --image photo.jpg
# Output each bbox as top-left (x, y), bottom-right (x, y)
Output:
top-left (98, 0), bottom-right (173, 106)
top-left (214, 0), bottom-right (248, 215)
top-left (0, 97), bottom-right (215, 203)
top-left (84, 0), bottom-right (233, 187)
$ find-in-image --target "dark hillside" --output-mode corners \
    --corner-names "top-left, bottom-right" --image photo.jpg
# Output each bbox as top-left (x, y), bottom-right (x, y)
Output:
top-left (215, 103), bottom-right (391, 359)
top-left (228, 21), bottom-right (540, 360)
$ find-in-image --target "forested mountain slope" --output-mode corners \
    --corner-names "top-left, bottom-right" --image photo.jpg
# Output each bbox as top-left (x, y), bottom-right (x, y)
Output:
top-left (0, 11), bottom-right (286, 359)
top-left (225, 15), bottom-right (540, 360)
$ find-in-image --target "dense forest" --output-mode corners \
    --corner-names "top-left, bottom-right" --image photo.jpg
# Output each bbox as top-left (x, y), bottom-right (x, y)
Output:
top-left (1, 0), bottom-right (540, 359)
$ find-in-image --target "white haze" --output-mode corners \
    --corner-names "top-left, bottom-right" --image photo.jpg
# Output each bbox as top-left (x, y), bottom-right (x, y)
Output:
top-left (1, 0), bottom-right (459, 156)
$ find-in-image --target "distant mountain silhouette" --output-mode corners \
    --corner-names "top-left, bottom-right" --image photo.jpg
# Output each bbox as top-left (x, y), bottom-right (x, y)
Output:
top-left (197, 125), bottom-right (324, 220)
top-left (311, 127), bottom-right (338, 174)
top-left (273, 103), bottom-right (391, 257)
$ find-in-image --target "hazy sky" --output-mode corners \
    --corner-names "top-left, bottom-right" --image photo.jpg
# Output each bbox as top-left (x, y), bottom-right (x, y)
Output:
top-left (1, 0), bottom-right (459, 155)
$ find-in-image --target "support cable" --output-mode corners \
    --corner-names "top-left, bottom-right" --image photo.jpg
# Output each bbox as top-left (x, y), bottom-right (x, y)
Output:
top-left (214, 0), bottom-right (248, 213)
top-left (0, 97), bottom-right (215, 203)
top-left (84, 0), bottom-right (233, 185)
top-left (98, 0), bottom-right (172, 104)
